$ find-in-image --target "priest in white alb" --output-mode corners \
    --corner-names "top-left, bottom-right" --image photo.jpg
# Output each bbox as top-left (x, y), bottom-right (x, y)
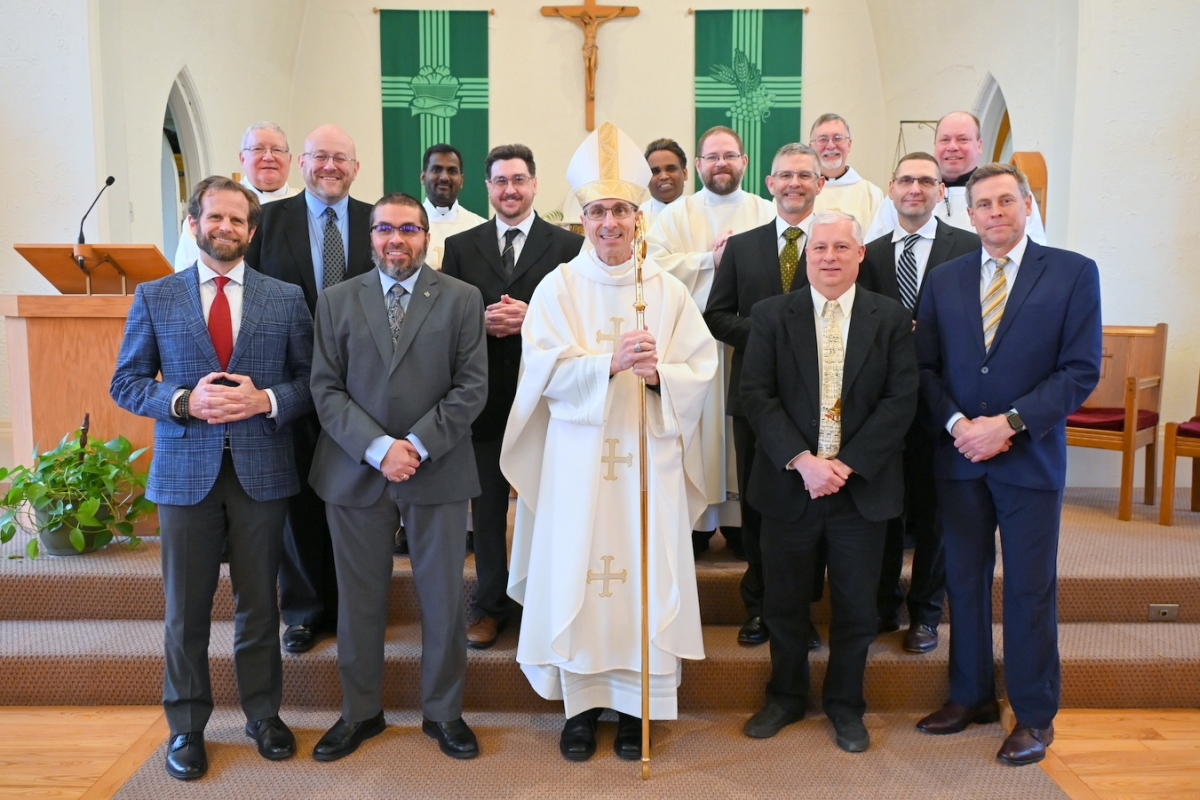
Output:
top-left (420, 144), bottom-right (486, 270)
top-left (502, 122), bottom-right (718, 763)
top-left (646, 125), bottom-right (775, 555)
top-left (809, 113), bottom-right (885, 227)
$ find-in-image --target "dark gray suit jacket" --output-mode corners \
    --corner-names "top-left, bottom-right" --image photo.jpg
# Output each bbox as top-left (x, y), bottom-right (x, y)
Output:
top-left (858, 218), bottom-right (981, 319)
top-left (308, 266), bottom-right (488, 507)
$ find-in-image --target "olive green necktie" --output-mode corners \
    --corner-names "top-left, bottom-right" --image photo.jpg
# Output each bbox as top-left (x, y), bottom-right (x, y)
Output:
top-left (780, 227), bottom-right (803, 291)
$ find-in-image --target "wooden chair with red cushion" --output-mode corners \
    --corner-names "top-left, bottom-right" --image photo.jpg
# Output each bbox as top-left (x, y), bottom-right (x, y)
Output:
top-left (1159, 369), bottom-right (1200, 526)
top-left (1065, 324), bottom-right (1168, 520)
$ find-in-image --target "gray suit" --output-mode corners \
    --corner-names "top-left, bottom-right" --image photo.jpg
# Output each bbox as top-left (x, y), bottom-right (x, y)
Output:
top-left (309, 265), bottom-right (487, 722)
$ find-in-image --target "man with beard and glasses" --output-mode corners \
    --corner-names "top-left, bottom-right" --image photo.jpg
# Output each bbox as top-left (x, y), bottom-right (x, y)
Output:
top-left (809, 113), bottom-right (884, 229)
top-left (307, 192), bottom-right (488, 762)
top-left (245, 124), bottom-right (376, 655)
top-left (173, 122), bottom-right (301, 271)
top-left (640, 138), bottom-right (689, 227)
top-left (865, 112), bottom-right (1047, 245)
top-left (420, 143), bottom-right (486, 270)
top-left (441, 144), bottom-right (584, 651)
top-left (648, 126), bottom-right (776, 561)
top-left (111, 176), bottom-right (314, 780)
top-left (704, 142), bottom-right (828, 651)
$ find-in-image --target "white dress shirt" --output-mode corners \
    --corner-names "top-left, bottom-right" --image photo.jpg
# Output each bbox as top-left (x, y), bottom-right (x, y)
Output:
top-left (944, 235), bottom-right (1030, 433)
top-left (788, 283), bottom-right (856, 468)
top-left (775, 213), bottom-right (815, 255)
top-left (495, 212), bottom-right (537, 264)
top-left (364, 267), bottom-right (429, 471)
top-left (170, 260), bottom-right (278, 417)
top-left (890, 215), bottom-right (939, 290)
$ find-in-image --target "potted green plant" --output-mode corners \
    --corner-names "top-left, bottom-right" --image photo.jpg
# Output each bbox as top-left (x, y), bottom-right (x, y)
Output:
top-left (0, 415), bottom-right (155, 558)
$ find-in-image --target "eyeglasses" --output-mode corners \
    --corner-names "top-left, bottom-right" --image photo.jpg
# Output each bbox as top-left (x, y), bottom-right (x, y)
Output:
top-left (893, 175), bottom-right (941, 188)
top-left (811, 135), bottom-right (850, 146)
top-left (697, 152), bottom-right (745, 164)
top-left (242, 146), bottom-right (290, 158)
top-left (582, 203), bottom-right (637, 221)
top-left (771, 170), bottom-right (820, 183)
top-left (487, 175), bottom-right (532, 188)
top-left (370, 223), bottom-right (427, 236)
top-left (304, 152), bottom-right (355, 166)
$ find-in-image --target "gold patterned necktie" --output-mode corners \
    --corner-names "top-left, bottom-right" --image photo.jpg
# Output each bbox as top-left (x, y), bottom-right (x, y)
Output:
top-left (818, 300), bottom-right (843, 459)
top-left (982, 256), bottom-right (1010, 352)
top-left (780, 227), bottom-right (802, 291)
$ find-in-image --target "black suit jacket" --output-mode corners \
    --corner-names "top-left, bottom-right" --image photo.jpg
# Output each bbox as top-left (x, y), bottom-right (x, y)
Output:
top-left (245, 191), bottom-right (376, 313)
top-left (441, 215), bottom-right (584, 441)
top-left (703, 219), bottom-right (808, 417)
top-left (740, 287), bottom-right (918, 523)
top-left (858, 218), bottom-right (980, 318)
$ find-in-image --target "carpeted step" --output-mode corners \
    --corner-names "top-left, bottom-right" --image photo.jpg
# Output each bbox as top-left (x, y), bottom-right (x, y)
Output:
top-left (3, 619), bottom-right (1197, 712)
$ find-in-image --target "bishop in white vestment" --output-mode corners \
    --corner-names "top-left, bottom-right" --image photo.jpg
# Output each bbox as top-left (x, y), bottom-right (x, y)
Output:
top-left (646, 132), bottom-right (775, 535)
top-left (502, 123), bottom-right (717, 762)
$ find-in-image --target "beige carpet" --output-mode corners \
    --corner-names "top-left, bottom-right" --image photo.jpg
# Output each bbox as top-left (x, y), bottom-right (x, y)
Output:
top-left (114, 709), bottom-right (1068, 800)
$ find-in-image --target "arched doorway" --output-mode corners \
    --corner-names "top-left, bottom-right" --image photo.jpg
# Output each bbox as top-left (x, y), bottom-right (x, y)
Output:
top-left (974, 74), bottom-right (1011, 165)
top-left (161, 68), bottom-right (209, 263)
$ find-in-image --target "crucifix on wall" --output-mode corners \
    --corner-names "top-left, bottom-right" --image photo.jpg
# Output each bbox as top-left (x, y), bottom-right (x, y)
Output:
top-left (541, 0), bottom-right (639, 131)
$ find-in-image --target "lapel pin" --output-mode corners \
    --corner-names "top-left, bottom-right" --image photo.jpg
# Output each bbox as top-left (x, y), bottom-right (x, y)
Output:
top-left (423, 291), bottom-right (430, 297)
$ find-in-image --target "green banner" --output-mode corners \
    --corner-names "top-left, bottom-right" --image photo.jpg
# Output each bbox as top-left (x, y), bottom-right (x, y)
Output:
top-left (380, 10), bottom-right (489, 212)
top-left (694, 9), bottom-right (803, 199)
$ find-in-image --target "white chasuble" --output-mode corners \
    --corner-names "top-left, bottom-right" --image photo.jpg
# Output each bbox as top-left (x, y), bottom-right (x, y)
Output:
top-left (646, 188), bottom-right (775, 526)
top-left (814, 167), bottom-right (884, 231)
top-left (501, 250), bottom-right (718, 719)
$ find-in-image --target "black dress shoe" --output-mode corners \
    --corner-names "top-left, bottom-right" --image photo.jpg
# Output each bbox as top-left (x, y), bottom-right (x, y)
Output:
top-left (282, 624), bottom-right (318, 653)
top-left (903, 624), bottom-right (939, 653)
top-left (807, 624), bottom-right (822, 651)
top-left (916, 700), bottom-right (1001, 734)
top-left (560, 708), bottom-right (602, 762)
top-left (692, 530), bottom-right (712, 558)
top-left (743, 703), bottom-right (804, 738)
top-left (614, 713), bottom-right (644, 761)
top-left (830, 714), bottom-right (870, 752)
top-left (997, 723), bottom-right (1054, 766)
top-left (165, 732), bottom-right (207, 780)
top-left (721, 526), bottom-right (746, 560)
top-left (877, 617), bottom-right (900, 634)
top-left (738, 616), bottom-right (769, 645)
top-left (245, 716), bottom-right (296, 761)
top-left (394, 530), bottom-right (409, 556)
top-left (312, 711), bottom-right (386, 761)
top-left (423, 716), bottom-right (480, 759)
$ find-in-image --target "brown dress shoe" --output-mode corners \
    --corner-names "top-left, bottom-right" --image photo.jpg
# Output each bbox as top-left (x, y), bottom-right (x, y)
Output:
top-left (997, 724), bottom-right (1054, 766)
top-left (903, 624), bottom-right (939, 653)
top-left (466, 616), bottom-right (500, 649)
top-left (916, 701), bottom-right (1001, 734)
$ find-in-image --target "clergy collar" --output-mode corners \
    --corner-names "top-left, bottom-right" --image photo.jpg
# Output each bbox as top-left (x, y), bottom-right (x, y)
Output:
top-left (943, 167), bottom-right (976, 189)
top-left (700, 186), bottom-right (745, 206)
top-left (196, 259), bottom-right (245, 285)
top-left (240, 176), bottom-right (293, 200)
top-left (423, 197), bottom-right (462, 221)
top-left (823, 166), bottom-right (860, 186)
top-left (891, 215), bottom-right (938, 242)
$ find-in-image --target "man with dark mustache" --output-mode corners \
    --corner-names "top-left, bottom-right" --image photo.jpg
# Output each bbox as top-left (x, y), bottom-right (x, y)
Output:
top-left (420, 143), bottom-right (485, 270)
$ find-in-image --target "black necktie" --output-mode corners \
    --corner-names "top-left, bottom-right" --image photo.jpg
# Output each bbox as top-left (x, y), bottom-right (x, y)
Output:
top-left (502, 228), bottom-right (520, 278)
top-left (322, 207), bottom-right (346, 288)
top-left (897, 233), bottom-right (920, 311)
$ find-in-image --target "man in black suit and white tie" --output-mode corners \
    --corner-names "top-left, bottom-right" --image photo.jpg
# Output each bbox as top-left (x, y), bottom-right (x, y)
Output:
top-left (739, 211), bottom-right (918, 752)
top-left (441, 144), bottom-right (584, 650)
top-left (704, 142), bottom-right (826, 650)
top-left (858, 152), bottom-right (980, 654)
top-left (244, 124), bottom-right (376, 654)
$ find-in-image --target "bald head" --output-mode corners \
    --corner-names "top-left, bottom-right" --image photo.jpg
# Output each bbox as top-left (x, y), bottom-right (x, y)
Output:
top-left (300, 124), bottom-right (361, 203)
top-left (934, 112), bottom-right (984, 182)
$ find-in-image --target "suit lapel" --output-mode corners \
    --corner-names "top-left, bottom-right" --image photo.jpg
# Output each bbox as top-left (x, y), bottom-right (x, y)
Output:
top-left (957, 255), bottom-right (988, 358)
top-left (286, 195), bottom-right (318, 302)
top-left (175, 269), bottom-right (222, 372)
top-left (785, 292), bottom-right (822, 417)
top-left (390, 267), bottom-right (440, 373)
top-left (226, 267), bottom-right (265, 374)
top-left (756, 223), bottom-right (786, 295)
top-left (510, 216), bottom-right (554, 286)
top-left (346, 199), bottom-right (371, 278)
top-left (989, 239), bottom-right (1045, 357)
top-left (841, 290), bottom-right (880, 394)
top-left (358, 271), bottom-right (395, 369)
top-left (472, 219), bottom-right (506, 283)
top-left (926, 220), bottom-right (954, 270)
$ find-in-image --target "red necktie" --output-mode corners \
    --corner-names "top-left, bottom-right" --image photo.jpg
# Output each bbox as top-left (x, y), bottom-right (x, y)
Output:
top-left (209, 275), bottom-right (233, 370)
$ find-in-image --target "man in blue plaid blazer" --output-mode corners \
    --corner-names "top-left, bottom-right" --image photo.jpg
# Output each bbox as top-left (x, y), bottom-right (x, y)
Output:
top-left (111, 176), bottom-right (313, 781)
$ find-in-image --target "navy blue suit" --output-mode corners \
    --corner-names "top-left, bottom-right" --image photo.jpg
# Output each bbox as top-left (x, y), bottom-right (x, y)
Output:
top-left (915, 237), bottom-right (1101, 728)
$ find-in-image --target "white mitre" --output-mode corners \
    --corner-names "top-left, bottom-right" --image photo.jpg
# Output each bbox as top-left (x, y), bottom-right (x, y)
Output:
top-left (566, 122), bottom-right (651, 206)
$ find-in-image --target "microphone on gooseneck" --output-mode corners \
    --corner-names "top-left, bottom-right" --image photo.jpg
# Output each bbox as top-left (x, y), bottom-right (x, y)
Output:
top-left (78, 176), bottom-right (116, 244)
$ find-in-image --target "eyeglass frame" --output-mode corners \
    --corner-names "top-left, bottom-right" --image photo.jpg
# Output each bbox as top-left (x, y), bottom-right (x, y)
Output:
top-left (370, 223), bottom-right (428, 236)
top-left (302, 151), bottom-right (357, 166)
top-left (810, 134), bottom-right (851, 146)
top-left (697, 152), bottom-right (746, 164)
top-left (581, 202), bottom-right (639, 221)
top-left (486, 174), bottom-right (533, 188)
top-left (769, 170), bottom-right (822, 183)
top-left (241, 146), bottom-right (291, 158)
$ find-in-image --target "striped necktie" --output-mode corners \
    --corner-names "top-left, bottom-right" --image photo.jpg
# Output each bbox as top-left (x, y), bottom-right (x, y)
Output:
top-left (897, 233), bottom-right (920, 311)
top-left (982, 256), bottom-right (1011, 352)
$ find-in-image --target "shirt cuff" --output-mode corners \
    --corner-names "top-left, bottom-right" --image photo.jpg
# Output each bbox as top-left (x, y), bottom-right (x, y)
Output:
top-left (170, 388), bottom-right (186, 418)
top-left (365, 435), bottom-right (396, 470)
top-left (946, 412), bottom-right (966, 435)
top-left (264, 388), bottom-right (279, 419)
top-left (787, 451), bottom-right (810, 470)
top-left (405, 433), bottom-right (429, 462)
